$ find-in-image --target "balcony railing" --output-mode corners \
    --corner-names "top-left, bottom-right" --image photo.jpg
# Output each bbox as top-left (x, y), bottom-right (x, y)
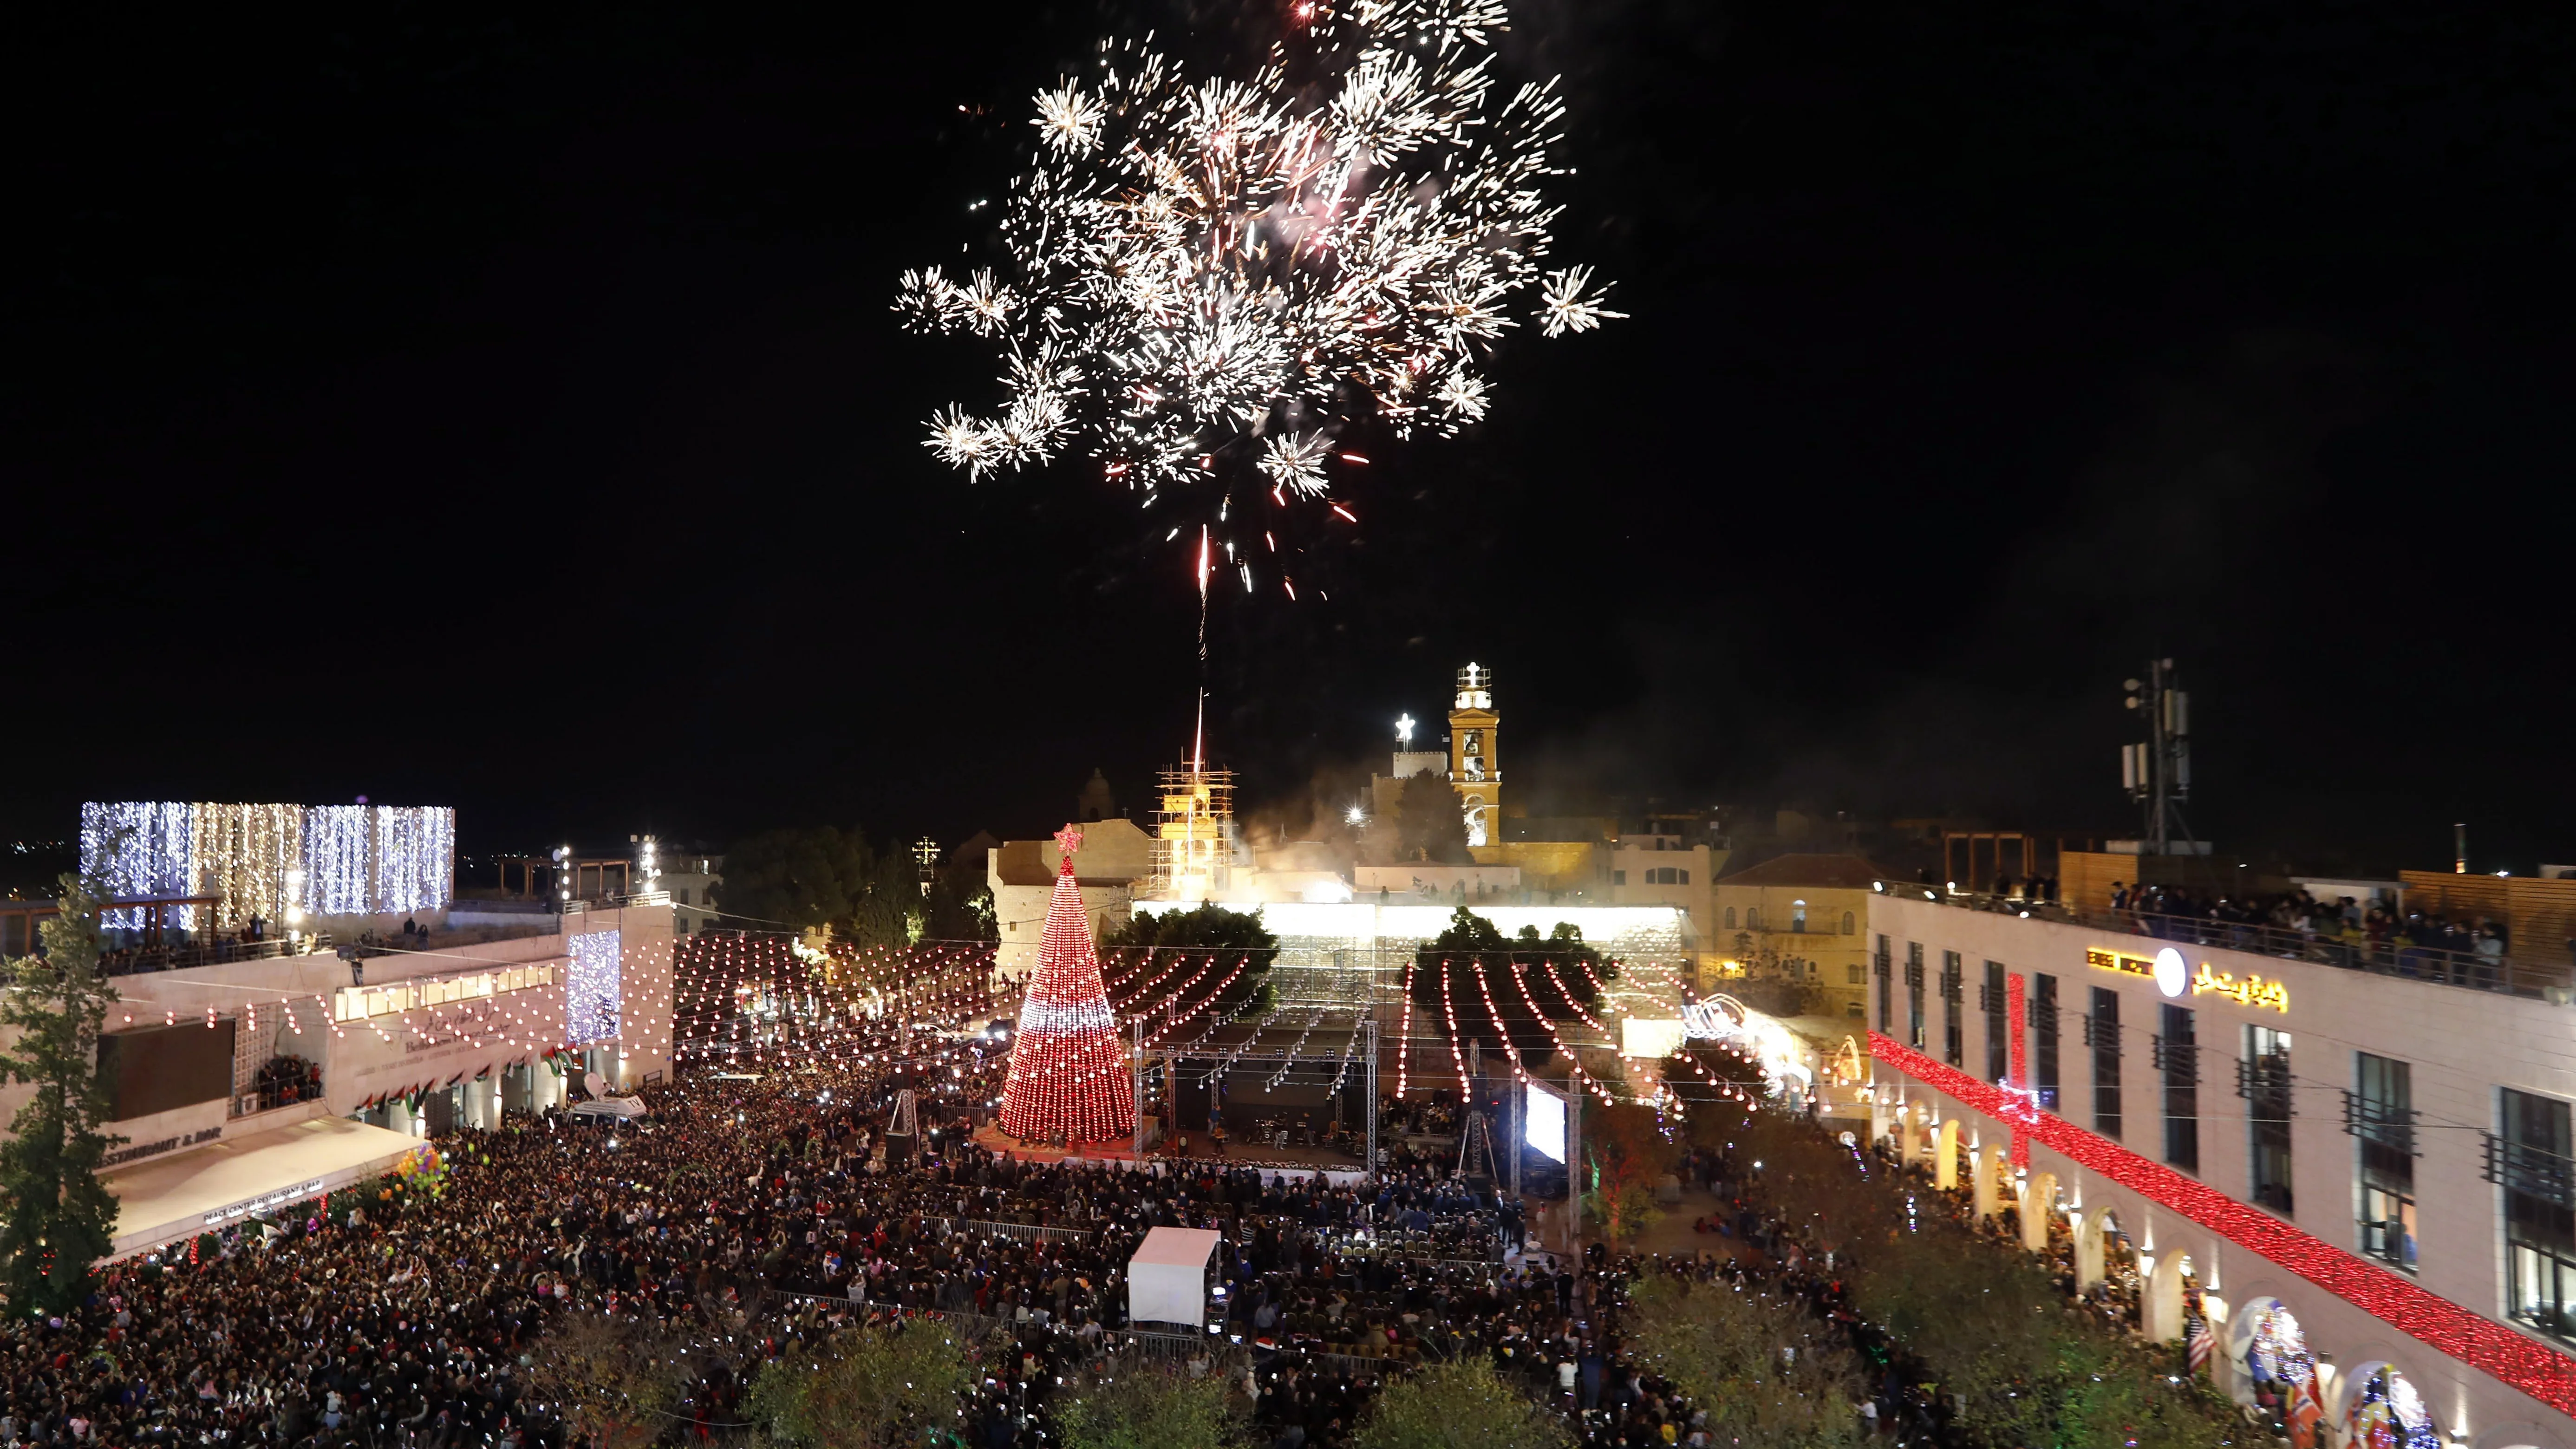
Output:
top-left (2342, 1093), bottom-right (2417, 1153)
top-left (2484, 1133), bottom-right (2576, 1209)
top-left (101, 932), bottom-right (332, 978)
top-left (1886, 888), bottom-right (2575, 999)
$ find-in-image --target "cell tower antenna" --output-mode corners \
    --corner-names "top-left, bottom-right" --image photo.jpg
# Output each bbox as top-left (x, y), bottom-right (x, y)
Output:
top-left (2119, 659), bottom-right (2203, 858)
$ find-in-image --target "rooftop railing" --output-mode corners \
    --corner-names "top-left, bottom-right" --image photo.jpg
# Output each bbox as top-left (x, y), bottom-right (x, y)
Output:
top-left (1886, 887), bottom-right (2574, 1000)
top-left (100, 932), bottom-right (333, 978)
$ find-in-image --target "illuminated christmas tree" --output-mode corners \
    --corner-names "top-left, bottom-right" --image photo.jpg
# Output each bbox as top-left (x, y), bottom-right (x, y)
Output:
top-left (997, 825), bottom-right (1136, 1144)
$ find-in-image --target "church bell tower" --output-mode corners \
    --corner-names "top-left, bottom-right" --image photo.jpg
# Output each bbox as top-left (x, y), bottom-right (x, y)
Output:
top-left (1448, 662), bottom-right (1500, 848)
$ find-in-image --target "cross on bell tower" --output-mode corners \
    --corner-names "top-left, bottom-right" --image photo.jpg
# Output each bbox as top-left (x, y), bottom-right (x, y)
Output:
top-left (1448, 662), bottom-right (1500, 848)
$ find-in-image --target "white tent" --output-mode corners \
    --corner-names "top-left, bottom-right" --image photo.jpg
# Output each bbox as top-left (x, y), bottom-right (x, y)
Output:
top-left (1128, 1226), bottom-right (1222, 1329)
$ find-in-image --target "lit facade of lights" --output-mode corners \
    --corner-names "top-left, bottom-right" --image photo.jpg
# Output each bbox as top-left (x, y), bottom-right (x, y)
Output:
top-left (564, 930), bottom-right (625, 1045)
top-left (81, 800), bottom-right (456, 927)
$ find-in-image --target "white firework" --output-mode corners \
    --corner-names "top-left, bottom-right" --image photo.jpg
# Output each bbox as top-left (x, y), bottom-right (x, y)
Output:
top-left (898, 0), bottom-right (1618, 584)
top-left (1537, 264), bottom-right (1628, 338)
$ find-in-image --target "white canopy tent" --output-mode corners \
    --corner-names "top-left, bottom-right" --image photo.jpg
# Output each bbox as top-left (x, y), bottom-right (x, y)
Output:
top-left (100, 1114), bottom-right (422, 1261)
top-left (1128, 1226), bottom-right (1222, 1329)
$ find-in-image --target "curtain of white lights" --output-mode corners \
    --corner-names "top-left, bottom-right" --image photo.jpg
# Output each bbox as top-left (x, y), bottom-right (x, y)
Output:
top-left (565, 929), bottom-right (623, 1044)
top-left (80, 801), bottom-right (456, 929)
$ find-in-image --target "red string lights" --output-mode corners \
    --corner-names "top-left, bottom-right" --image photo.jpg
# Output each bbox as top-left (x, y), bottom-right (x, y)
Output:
top-left (994, 827), bottom-right (1136, 1144)
top-left (1871, 1031), bottom-right (2576, 1416)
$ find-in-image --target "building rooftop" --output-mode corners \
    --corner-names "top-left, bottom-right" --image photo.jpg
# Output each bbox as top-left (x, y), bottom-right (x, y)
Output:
top-left (1716, 852), bottom-right (1889, 889)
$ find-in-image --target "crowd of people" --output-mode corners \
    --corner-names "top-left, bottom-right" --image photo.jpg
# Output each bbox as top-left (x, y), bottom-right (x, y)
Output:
top-left (2108, 881), bottom-right (2515, 979)
top-left (0, 1045), bottom-right (1676, 1449)
top-left (3, 1004), bottom-right (2250, 1449)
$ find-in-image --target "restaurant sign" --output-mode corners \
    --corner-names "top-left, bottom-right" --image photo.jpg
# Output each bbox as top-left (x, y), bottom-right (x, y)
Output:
top-left (2088, 946), bottom-right (2288, 1012)
top-left (201, 1176), bottom-right (328, 1229)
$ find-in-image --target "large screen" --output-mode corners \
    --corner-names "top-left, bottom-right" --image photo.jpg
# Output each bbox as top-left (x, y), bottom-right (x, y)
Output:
top-left (98, 1019), bottom-right (236, 1122)
top-left (1524, 1081), bottom-right (1566, 1163)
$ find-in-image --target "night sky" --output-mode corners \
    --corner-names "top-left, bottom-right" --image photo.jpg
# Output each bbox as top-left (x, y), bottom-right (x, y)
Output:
top-left (12, 2), bottom-right (2573, 874)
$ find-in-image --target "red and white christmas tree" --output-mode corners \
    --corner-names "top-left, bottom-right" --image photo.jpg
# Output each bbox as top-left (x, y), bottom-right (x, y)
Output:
top-left (997, 824), bottom-right (1136, 1144)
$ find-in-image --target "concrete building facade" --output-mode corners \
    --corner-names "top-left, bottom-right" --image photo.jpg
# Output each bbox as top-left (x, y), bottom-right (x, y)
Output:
top-left (1865, 892), bottom-right (2576, 1447)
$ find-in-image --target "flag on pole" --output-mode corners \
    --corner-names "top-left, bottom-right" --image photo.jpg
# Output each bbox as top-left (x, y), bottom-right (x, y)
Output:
top-left (2185, 1314), bottom-right (2213, 1374)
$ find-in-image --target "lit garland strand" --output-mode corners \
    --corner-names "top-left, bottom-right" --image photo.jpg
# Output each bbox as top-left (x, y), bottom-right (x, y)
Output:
top-left (1395, 960), bottom-right (1417, 1098)
top-left (1504, 960), bottom-right (1617, 1107)
top-left (1541, 958), bottom-right (1611, 1036)
top-left (1436, 961), bottom-right (1474, 1095)
top-left (1466, 959), bottom-right (1527, 1083)
top-left (1142, 961), bottom-right (1250, 1051)
top-left (1110, 948), bottom-right (1227, 1017)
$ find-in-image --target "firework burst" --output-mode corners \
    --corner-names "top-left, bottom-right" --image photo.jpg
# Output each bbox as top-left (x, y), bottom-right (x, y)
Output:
top-left (897, 0), bottom-right (1620, 593)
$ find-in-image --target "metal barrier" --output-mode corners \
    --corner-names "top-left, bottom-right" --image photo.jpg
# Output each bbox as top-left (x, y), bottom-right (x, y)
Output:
top-left (934, 1216), bottom-right (1096, 1243)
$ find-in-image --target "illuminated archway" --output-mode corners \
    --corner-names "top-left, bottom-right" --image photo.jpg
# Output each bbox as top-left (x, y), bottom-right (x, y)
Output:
top-left (2144, 1248), bottom-right (2192, 1344)
top-left (1934, 1119), bottom-right (1961, 1189)
top-left (2076, 1205), bottom-right (2120, 1290)
top-left (2019, 1170), bottom-right (2057, 1252)
top-left (1970, 1144), bottom-right (2001, 1222)
top-left (2338, 1361), bottom-right (2439, 1449)
top-left (2228, 1297), bottom-right (2326, 1444)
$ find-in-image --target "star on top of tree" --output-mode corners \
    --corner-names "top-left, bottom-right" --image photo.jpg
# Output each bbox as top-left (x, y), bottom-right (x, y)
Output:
top-left (1053, 823), bottom-right (1083, 872)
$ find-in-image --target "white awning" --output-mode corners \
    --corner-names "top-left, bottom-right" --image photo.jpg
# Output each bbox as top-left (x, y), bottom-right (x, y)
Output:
top-left (102, 1114), bottom-right (422, 1261)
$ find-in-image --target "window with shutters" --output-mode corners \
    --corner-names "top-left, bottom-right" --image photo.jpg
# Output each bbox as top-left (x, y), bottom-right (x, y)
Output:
top-left (2347, 1054), bottom-right (2414, 1270)
top-left (2087, 987), bottom-right (2121, 1138)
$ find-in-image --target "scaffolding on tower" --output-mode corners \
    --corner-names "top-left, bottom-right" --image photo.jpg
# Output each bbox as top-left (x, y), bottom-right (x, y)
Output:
top-left (1149, 765), bottom-right (1239, 901)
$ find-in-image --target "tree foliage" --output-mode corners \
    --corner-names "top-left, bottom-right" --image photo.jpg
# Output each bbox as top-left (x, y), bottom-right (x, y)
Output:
top-left (1723, 1109), bottom-right (2245, 1449)
top-left (530, 1312), bottom-right (701, 1449)
top-left (717, 827), bottom-right (922, 944)
top-left (1353, 1358), bottom-right (1572, 1449)
top-left (1053, 1359), bottom-right (1250, 1449)
top-left (1580, 1101), bottom-right (1674, 1247)
top-left (1394, 770), bottom-right (1471, 864)
top-left (746, 1318), bottom-right (977, 1449)
top-left (1410, 910), bottom-right (1613, 1069)
top-left (1108, 903), bottom-right (1278, 1019)
top-left (0, 872), bottom-right (122, 1315)
top-left (922, 850), bottom-right (998, 942)
top-left (1627, 1276), bottom-right (1867, 1449)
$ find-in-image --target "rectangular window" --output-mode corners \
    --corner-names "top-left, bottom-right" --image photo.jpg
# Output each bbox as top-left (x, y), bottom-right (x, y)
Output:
top-left (2159, 1003), bottom-right (2198, 1172)
top-left (2088, 986), bottom-right (2122, 1139)
top-left (1906, 943), bottom-right (1925, 1050)
top-left (1847, 962), bottom-right (1865, 985)
top-left (1983, 960), bottom-right (2009, 1084)
top-left (2244, 1025), bottom-right (2294, 1215)
top-left (2497, 1089), bottom-right (2576, 1341)
top-left (2032, 973), bottom-right (2060, 1110)
top-left (1613, 869), bottom-right (1626, 886)
top-left (1939, 952), bottom-right (1964, 1068)
top-left (1678, 869), bottom-right (1689, 886)
top-left (2350, 1053), bottom-right (2414, 1270)
top-left (1874, 936), bottom-right (1892, 1033)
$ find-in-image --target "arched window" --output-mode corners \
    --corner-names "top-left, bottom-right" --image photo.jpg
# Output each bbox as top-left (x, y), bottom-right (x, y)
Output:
top-left (1724, 906), bottom-right (1735, 928)
top-left (1843, 910), bottom-right (1857, 934)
